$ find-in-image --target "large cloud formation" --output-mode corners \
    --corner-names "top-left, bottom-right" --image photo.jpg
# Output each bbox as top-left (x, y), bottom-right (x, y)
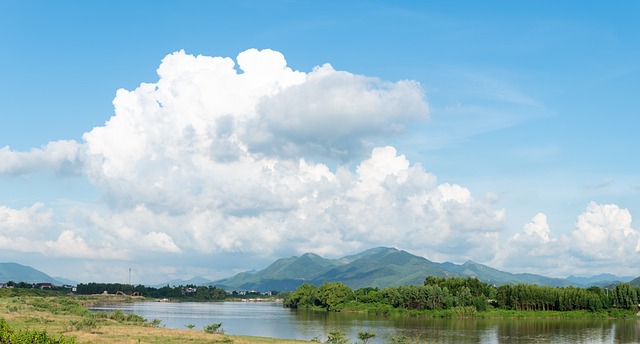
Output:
top-left (0, 49), bottom-right (500, 275)
top-left (495, 202), bottom-right (640, 276)
top-left (0, 49), bottom-right (635, 281)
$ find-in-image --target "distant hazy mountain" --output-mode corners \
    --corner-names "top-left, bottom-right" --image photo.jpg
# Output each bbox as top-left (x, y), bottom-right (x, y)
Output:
top-left (566, 274), bottom-right (635, 287)
top-left (630, 276), bottom-right (640, 287)
top-left (156, 276), bottom-right (213, 287)
top-left (53, 276), bottom-right (79, 286)
top-left (0, 262), bottom-right (61, 285)
top-left (208, 247), bottom-right (587, 292)
top-left (439, 260), bottom-right (575, 287)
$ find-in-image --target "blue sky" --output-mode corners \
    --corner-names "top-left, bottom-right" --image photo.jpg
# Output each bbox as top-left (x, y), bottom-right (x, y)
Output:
top-left (0, 1), bottom-right (639, 284)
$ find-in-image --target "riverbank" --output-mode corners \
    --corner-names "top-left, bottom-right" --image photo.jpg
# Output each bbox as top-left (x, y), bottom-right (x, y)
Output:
top-left (0, 291), bottom-right (309, 343)
top-left (3, 289), bottom-right (637, 343)
top-left (298, 302), bottom-right (638, 319)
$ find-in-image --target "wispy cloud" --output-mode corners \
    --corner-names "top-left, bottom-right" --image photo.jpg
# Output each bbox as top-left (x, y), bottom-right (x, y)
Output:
top-left (584, 178), bottom-right (614, 189)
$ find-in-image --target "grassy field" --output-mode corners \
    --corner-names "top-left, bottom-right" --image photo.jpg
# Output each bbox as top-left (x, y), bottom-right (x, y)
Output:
top-left (0, 289), bottom-right (309, 343)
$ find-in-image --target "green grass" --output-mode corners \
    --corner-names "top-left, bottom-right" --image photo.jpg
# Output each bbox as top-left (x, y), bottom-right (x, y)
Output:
top-left (0, 292), bottom-right (310, 343)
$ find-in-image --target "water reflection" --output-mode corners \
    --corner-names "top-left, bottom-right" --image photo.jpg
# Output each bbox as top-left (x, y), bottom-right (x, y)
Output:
top-left (89, 302), bottom-right (640, 343)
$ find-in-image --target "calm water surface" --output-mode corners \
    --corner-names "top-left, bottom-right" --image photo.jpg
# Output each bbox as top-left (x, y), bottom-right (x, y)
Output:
top-left (89, 301), bottom-right (640, 343)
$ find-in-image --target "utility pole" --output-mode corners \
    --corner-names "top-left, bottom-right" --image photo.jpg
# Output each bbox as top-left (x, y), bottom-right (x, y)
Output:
top-left (129, 268), bottom-right (131, 285)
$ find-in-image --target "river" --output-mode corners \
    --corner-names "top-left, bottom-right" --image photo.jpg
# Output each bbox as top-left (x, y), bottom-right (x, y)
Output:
top-left (88, 301), bottom-right (640, 343)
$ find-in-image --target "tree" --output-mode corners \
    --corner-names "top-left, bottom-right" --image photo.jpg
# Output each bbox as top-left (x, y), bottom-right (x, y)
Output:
top-left (357, 331), bottom-right (376, 344)
top-left (283, 283), bottom-right (318, 308)
top-left (318, 282), bottom-right (353, 310)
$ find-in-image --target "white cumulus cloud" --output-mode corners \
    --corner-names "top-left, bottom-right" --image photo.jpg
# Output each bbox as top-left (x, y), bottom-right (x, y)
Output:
top-left (0, 140), bottom-right (82, 176)
top-left (0, 203), bottom-right (55, 253)
top-left (494, 203), bottom-right (640, 277)
top-left (249, 64), bottom-right (428, 160)
top-left (0, 48), bottom-right (515, 281)
top-left (570, 202), bottom-right (640, 263)
top-left (45, 230), bottom-right (129, 260)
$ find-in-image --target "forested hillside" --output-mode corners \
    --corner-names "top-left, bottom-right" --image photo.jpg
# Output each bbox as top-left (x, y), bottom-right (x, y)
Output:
top-left (211, 247), bottom-right (588, 291)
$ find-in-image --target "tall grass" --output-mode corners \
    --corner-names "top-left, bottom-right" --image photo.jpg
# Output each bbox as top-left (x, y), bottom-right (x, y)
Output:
top-left (0, 318), bottom-right (77, 344)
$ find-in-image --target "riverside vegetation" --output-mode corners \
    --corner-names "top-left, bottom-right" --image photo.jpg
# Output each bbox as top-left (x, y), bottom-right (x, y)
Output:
top-left (2, 277), bottom-right (639, 343)
top-left (0, 288), bottom-right (306, 343)
top-left (284, 276), bottom-right (640, 317)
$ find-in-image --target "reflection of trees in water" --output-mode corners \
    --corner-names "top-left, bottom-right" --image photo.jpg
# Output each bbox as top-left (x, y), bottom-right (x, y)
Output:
top-left (612, 320), bottom-right (640, 343)
top-left (495, 318), bottom-right (639, 344)
top-left (296, 309), bottom-right (640, 344)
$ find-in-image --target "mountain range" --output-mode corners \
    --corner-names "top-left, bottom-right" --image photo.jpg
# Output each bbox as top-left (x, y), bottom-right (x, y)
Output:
top-left (206, 247), bottom-right (636, 291)
top-left (2, 248), bottom-right (637, 291)
top-left (566, 273), bottom-right (634, 287)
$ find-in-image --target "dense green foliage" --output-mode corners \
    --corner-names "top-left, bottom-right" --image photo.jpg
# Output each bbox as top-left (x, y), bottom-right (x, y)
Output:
top-left (75, 283), bottom-right (226, 300)
top-left (0, 318), bottom-right (76, 344)
top-left (495, 282), bottom-right (639, 312)
top-left (284, 277), bottom-right (640, 315)
top-left (0, 288), bottom-right (67, 298)
top-left (203, 322), bottom-right (224, 334)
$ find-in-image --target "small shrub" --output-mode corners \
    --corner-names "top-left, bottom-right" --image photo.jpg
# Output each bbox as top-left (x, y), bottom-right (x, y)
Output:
top-left (93, 311), bottom-right (109, 319)
top-left (203, 322), bottom-right (224, 334)
top-left (126, 313), bottom-right (146, 323)
top-left (67, 318), bottom-right (98, 331)
top-left (357, 331), bottom-right (376, 344)
top-left (386, 334), bottom-right (408, 344)
top-left (109, 310), bottom-right (126, 322)
top-left (1, 318), bottom-right (77, 343)
top-left (149, 319), bottom-right (163, 328)
top-left (326, 331), bottom-right (348, 344)
top-left (185, 323), bottom-right (195, 329)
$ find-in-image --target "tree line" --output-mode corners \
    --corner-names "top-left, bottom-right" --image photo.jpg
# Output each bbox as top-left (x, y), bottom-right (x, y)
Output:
top-left (284, 276), bottom-right (640, 313)
top-left (75, 283), bottom-right (227, 300)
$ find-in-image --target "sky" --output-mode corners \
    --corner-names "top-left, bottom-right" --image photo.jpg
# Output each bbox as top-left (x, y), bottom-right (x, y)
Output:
top-left (0, 1), bottom-right (639, 284)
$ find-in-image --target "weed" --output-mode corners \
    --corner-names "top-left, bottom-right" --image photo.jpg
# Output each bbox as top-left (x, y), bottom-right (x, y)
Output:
top-left (219, 335), bottom-right (234, 343)
top-left (93, 311), bottom-right (109, 319)
top-left (67, 318), bottom-right (98, 332)
top-left (1, 318), bottom-right (77, 343)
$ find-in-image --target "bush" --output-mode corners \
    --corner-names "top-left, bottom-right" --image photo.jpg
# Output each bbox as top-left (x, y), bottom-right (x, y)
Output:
top-left (93, 311), bottom-right (109, 319)
top-left (1, 318), bottom-right (77, 343)
top-left (109, 310), bottom-right (126, 322)
top-left (367, 303), bottom-right (392, 316)
top-left (67, 318), bottom-right (97, 331)
top-left (149, 319), bottom-right (163, 328)
top-left (203, 322), bottom-right (224, 334)
top-left (125, 313), bottom-right (146, 323)
top-left (326, 331), bottom-right (348, 344)
top-left (357, 331), bottom-right (376, 344)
